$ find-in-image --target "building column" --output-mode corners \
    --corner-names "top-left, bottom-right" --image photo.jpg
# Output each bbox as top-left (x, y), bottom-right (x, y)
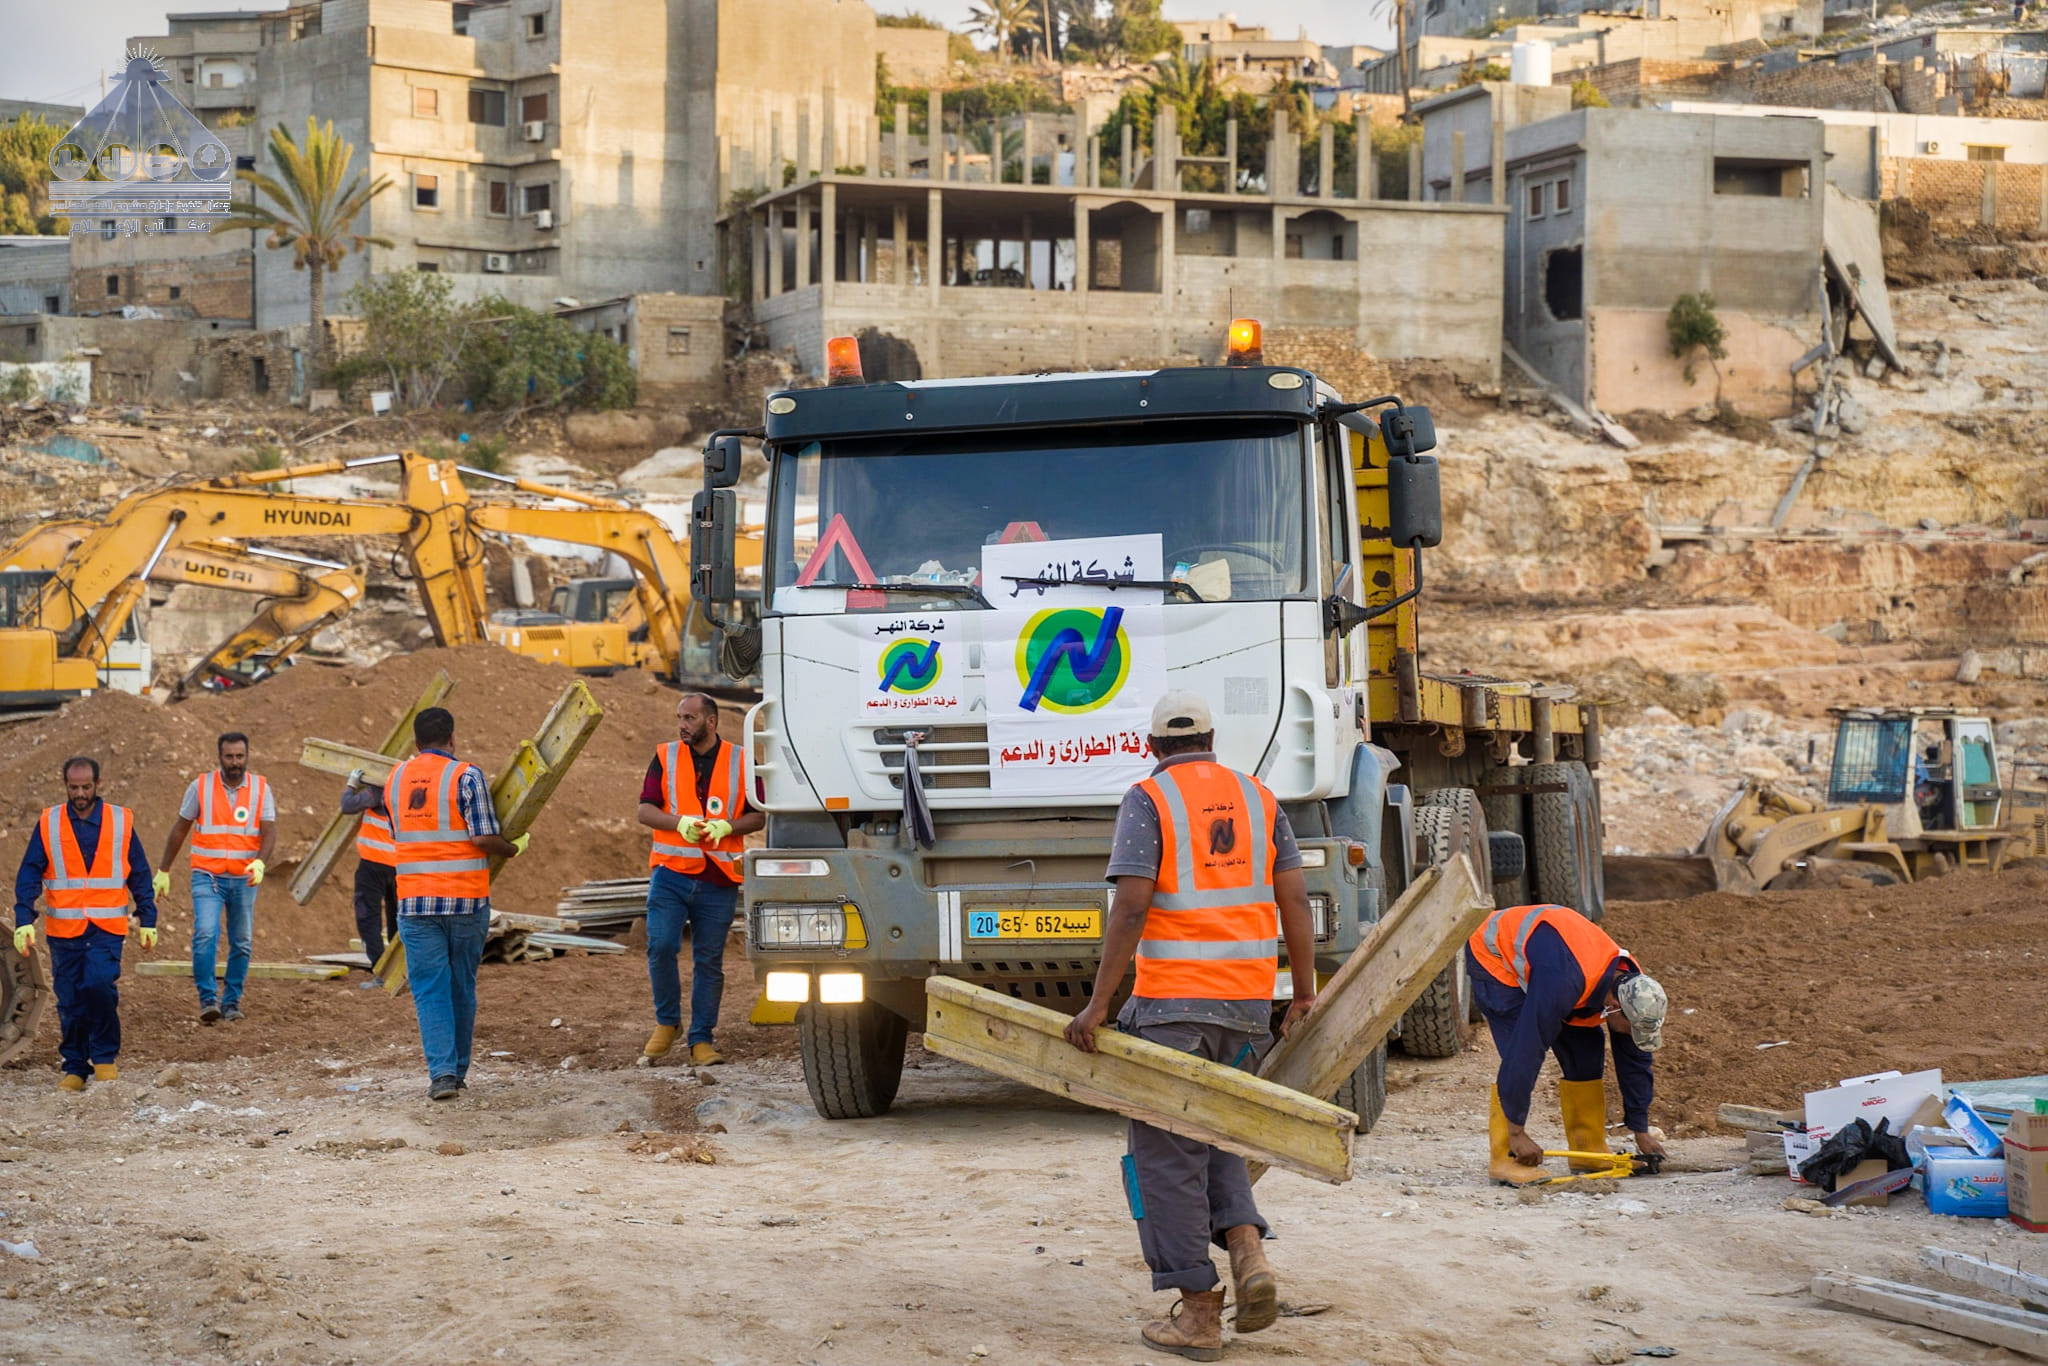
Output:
top-left (894, 202), bottom-right (909, 288)
top-left (1491, 104), bottom-right (1506, 207)
top-left (752, 210), bottom-right (767, 301)
top-left (1121, 124), bottom-right (1133, 189)
top-left (1073, 198), bottom-right (1090, 299)
top-left (1021, 115), bottom-right (1032, 186)
top-left (768, 206), bottom-right (783, 296)
top-left (1225, 117), bottom-right (1238, 194)
top-left (796, 194), bottom-right (812, 291)
top-left (820, 184), bottom-right (836, 306)
top-left (1408, 142), bottom-right (1422, 201)
top-left (929, 91), bottom-right (943, 181)
top-left (895, 101), bottom-right (909, 180)
top-left (1022, 212), bottom-right (1034, 288)
top-left (797, 99), bottom-right (812, 182)
top-left (1272, 203), bottom-right (1286, 260)
top-left (822, 85), bottom-right (837, 176)
top-left (926, 187), bottom-right (943, 375)
top-left (1159, 201), bottom-right (1176, 350)
top-left (861, 212), bottom-right (877, 285)
top-left (1450, 131), bottom-right (1466, 203)
top-left (1089, 135), bottom-right (1100, 189)
top-left (1319, 123), bottom-right (1334, 200)
top-left (1356, 111), bottom-right (1371, 200)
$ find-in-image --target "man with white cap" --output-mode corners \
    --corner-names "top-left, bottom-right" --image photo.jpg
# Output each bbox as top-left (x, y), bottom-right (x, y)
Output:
top-left (1065, 689), bottom-right (1319, 1360)
top-left (1465, 902), bottom-right (1668, 1185)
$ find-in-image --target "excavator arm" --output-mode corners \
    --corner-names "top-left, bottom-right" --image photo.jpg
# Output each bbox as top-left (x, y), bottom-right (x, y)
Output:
top-left (183, 550), bottom-right (367, 690)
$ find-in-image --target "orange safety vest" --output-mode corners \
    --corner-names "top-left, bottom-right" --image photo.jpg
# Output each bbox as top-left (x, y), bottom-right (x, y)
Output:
top-left (40, 802), bottom-right (134, 938)
top-left (648, 741), bottom-right (747, 881)
top-left (1132, 762), bottom-right (1280, 1002)
top-left (189, 770), bottom-right (269, 876)
top-left (1467, 903), bottom-right (1627, 1027)
top-left (384, 753), bottom-right (491, 901)
top-left (355, 803), bottom-right (397, 867)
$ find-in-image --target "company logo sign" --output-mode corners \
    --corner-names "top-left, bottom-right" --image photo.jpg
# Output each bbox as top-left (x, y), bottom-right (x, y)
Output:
top-left (877, 638), bottom-right (942, 696)
top-left (1016, 605), bottom-right (1129, 714)
top-left (48, 49), bottom-right (234, 237)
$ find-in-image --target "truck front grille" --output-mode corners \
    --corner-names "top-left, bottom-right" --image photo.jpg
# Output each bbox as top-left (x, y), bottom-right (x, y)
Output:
top-left (866, 725), bottom-right (992, 792)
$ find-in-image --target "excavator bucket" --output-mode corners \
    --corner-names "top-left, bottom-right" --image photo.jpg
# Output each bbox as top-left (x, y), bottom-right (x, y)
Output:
top-left (0, 948), bottom-right (51, 1068)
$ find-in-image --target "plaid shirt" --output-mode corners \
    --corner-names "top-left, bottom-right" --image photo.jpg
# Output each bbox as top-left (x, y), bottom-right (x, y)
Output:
top-left (396, 750), bottom-right (501, 918)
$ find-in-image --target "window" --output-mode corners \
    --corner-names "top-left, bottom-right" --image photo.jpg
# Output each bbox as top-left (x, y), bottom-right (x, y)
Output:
top-left (1553, 176), bottom-right (1571, 213)
top-left (488, 179), bottom-right (509, 215)
top-left (667, 326), bottom-right (691, 354)
top-left (208, 70), bottom-right (224, 88)
top-left (468, 88), bottom-right (506, 126)
top-left (1965, 145), bottom-right (2007, 162)
top-left (23, 326), bottom-right (35, 346)
top-left (414, 86), bottom-right (439, 118)
top-left (43, 295), bottom-right (58, 312)
top-left (522, 182), bottom-right (552, 214)
top-left (1712, 157), bottom-right (1808, 197)
top-left (169, 285), bottom-right (182, 300)
top-left (100, 220), bottom-right (116, 241)
top-left (162, 215), bottom-right (177, 231)
top-left (1543, 248), bottom-right (1582, 322)
top-left (417, 261), bottom-right (440, 272)
top-left (414, 173), bottom-right (440, 209)
top-left (106, 274), bottom-right (120, 296)
top-left (525, 11), bottom-right (546, 38)
top-left (521, 92), bottom-right (549, 124)
top-left (1527, 181), bottom-right (1545, 218)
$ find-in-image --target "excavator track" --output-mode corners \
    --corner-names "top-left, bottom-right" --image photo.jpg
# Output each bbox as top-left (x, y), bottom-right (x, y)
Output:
top-left (0, 950), bottom-right (50, 1068)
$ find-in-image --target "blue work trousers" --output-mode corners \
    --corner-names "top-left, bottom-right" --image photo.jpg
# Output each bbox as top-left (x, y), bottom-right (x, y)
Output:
top-left (397, 910), bottom-right (489, 1082)
top-left (49, 925), bottom-right (124, 1077)
top-left (189, 870), bottom-right (256, 1009)
top-left (645, 867), bottom-right (738, 1046)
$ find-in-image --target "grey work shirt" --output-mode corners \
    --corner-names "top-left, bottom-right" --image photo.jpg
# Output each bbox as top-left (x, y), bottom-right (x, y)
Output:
top-left (1107, 751), bottom-right (1303, 1035)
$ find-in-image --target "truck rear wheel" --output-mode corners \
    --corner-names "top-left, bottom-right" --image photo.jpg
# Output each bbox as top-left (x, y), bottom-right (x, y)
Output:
top-left (0, 950), bottom-right (49, 1069)
top-left (798, 999), bottom-right (909, 1119)
top-left (1398, 796), bottom-right (1489, 1058)
top-left (1332, 1040), bottom-right (1388, 1135)
top-left (1531, 761), bottom-right (1606, 923)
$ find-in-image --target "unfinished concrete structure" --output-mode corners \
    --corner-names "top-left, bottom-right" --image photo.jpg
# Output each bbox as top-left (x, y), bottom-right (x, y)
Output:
top-left (0, 239), bottom-right (70, 318)
top-left (1500, 107), bottom-right (1826, 416)
top-left (1174, 17), bottom-right (1334, 87)
top-left (1417, 82), bottom-right (1574, 203)
top-left (556, 293), bottom-right (726, 407)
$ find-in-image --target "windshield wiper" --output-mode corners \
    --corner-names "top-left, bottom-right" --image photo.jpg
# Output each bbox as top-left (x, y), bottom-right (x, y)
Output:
top-left (1002, 575), bottom-right (1206, 604)
top-left (799, 580), bottom-right (993, 608)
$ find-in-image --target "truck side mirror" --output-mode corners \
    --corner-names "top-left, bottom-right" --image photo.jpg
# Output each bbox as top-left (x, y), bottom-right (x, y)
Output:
top-left (1387, 455), bottom-right (1442, 549)
top-left (704, 434), bottom-right (743, 490)
top-left (1380, 403), bottom-right (1436, 459)
top-left (690, 489), bottom-right (737, 603)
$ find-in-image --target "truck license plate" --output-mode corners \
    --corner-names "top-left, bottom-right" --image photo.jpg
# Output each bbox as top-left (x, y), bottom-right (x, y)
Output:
top-left (966, 909), bottom-right (1101, 940)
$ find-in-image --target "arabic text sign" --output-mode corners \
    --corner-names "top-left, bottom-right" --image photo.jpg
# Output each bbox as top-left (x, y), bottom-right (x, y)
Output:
top-left (983, 532), bottom-right (1164, 607)
top-left (858, 614), bottom-right (965, 716)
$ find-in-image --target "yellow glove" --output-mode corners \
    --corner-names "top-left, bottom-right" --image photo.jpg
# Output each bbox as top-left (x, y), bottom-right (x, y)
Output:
top-left (510, 833), bottom-right (531, 856)
top-left (136, 926), bottom-right (158, 951)
top-left (676, 817), bottom-right (705, 843)
top-left (702, 819), bottom-right (733, 843)
top-left (11, 925), bottom-right (32, 958)
top-left (152, 870), bottom-right (171, 898)
top-left (247, 858), bottom-right (266, 886)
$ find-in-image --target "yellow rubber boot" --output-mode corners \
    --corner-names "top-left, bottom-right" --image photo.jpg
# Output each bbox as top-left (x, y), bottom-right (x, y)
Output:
top-left (643, 1025), bottom-right (679, 1060)
top-left (1488, 1085), bottom-right (1550, 1186)
top-left (93, 1063), bottom-right (119, 1082)
top-left (57, 1074), bottom-right (85, 1092)
top-left (1559, 1078), bottom-right (1613, 1173)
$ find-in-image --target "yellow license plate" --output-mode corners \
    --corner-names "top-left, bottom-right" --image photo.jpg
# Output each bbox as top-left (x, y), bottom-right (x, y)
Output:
top-left (966, 908), bottom-right (1101, 940)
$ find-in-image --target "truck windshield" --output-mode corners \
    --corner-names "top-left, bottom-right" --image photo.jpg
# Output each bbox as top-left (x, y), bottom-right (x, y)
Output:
top-left (767, 418), bottom-right (1307, 608)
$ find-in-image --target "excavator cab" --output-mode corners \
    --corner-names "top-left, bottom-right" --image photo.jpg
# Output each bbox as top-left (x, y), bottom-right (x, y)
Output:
top-left (548, 578), bottom-right (638, 625)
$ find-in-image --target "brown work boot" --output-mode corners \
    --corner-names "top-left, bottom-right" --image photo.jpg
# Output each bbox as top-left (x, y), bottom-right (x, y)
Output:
top-left (93, 1063), bottom-right (119, 1082)
top-left (1141, 1288), bottom-right (1224, 1361)
top-left (643, 1025), bottom-right (679, 1059)
top-left (57, 1074), bottom-right (85, 1093)
top-left (1225, 1224), bottom-right (1278, 1333)
top-left (690, 1042), bottom-right (724, 1066)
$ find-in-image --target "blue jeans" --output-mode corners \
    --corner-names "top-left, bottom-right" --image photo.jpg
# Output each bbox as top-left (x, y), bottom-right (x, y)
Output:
top-left (645, 867), bottom-right (738, 1046)
top-left (49, 925), bottom-right (123, 1076)
top-left (398, 910), bottom-right (489, 1082)
top-left (190, 870), bottom-right (256, 1009)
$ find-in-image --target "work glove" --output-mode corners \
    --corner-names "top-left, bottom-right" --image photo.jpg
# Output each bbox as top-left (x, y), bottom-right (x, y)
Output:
top-left (135, 926), bottom-right (158, 952)
top-left (702, 819), bottom-right (733, 844)
top-left (676, 817), bottom-right (706, 844)
top-left (247, 859), bottom-right (266, 886)
top-left (346, 767), bottom-right (365, 790)
top-left (11, 925), bottom-right (32, 958)
top-left (152, 870), bottom-right (172, 899)
top-left (510, 833), bottom-right (531, 856)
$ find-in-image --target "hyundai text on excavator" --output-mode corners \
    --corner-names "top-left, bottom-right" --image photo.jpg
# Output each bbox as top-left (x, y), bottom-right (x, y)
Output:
top-left (687, 323), bottom-right (1609, 1122)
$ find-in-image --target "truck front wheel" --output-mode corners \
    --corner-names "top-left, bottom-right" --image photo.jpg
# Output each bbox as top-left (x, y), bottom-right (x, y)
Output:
top-left (1397, 795), bottom-right (1491, 1058)
top-left (798, 999), bottom-right (909, 1119)
top-left (1530, 761), bottom-right (1606, 924)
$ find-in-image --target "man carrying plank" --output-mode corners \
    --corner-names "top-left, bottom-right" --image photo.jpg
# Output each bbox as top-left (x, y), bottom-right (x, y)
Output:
top-left (1065, 691), bottom-right (1319, 1361)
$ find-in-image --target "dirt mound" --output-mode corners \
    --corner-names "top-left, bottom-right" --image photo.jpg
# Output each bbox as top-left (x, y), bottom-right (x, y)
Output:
top-left (1605, 868), bottom-right (2048, 1137)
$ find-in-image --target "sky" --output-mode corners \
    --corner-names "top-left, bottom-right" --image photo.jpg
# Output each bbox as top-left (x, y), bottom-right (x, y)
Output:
top-left (3, 0), bottom-right (1394, 114)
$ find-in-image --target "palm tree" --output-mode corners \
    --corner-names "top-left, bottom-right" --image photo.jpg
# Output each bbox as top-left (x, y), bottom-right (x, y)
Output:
top-left (213, 118), bottom-right (391, 367)
top-left (1144, 53), bottom-right (1214, 103)
top-left (967, 0), bottom-right (1041, 65)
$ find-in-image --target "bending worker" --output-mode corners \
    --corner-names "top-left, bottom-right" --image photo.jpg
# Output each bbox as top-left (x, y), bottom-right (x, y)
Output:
top-left (1469, 902), bottom-right (1669, 1185)
top-left (1066, 690), bottom-right (1318, 1361)
top-left (157, 731), bottom-right (275, 1025)
top-left (13, 756), bottom-right (159, 1090)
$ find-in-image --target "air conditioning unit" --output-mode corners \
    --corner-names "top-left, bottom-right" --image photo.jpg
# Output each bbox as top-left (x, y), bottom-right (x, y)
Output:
top-left (522, 120), bottom-right (547, 142)
top-left (1924, 140), bottom-right (1941, 154)
top-left (482, 252), bottom-right (510, 273)
top-left (531, 208), bottom-right (553, 229)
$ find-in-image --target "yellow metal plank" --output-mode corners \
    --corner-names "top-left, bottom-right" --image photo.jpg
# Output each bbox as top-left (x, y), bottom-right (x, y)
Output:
top-left (289, 671), bottom-right (453, 906)
top-left (923, 977), bottom-right (1356, 1185)
top-left (135, 961), bottom-right (348, 981)
top-left (298, 739), bottom-right (398, 781)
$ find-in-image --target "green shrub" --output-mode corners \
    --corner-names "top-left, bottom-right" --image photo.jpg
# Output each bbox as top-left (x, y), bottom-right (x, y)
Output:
top-left (1667, 292), bottom-right (1728, 387)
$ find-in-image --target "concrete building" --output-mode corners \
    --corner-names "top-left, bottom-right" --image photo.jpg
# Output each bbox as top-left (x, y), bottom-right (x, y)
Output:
top-left (556, 293), bottom-right (726, 407)
top-left (1418, 81), bottom-right (1574, 202)
top-left (1499, 107), bottom-right (1826, 415)
top-left (0, 238), bottom-right (70, 317)
top-left (1175, 17), bottom-right (1333, 86)
top-left (1666, 100), bottom-right (2048, 196)
top-left (876, 24), bottom-right (950, 85)
top-left (728, 103), bottom-right (1507, 386)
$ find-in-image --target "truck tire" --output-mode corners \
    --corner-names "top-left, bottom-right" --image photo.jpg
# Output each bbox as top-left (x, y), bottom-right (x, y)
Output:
top-left (1397, 798), bottom-right (1486, 1058)
top-left (1480, 788), bottom-right (1532, 907)
top-left (1332, 1039), bottom-right (1388, 1135)
top-left (0, 949), bottom-right (49, 1069)
top-left (1531, 760), bottom-right (1606, 924)
top-left (798, 999), bottom-right (909, 1119)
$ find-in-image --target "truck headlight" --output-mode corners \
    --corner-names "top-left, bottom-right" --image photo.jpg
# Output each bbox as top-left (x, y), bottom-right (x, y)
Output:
top-left (1308, 894), bottom-right (1333, 941)
top-left (765, 971), bottom-right (810, 1002)
top-left (1297, 847), bottom-right (1328, 869)
top-left (754, 857), bottom-right (830, 877)
top-left (818, 972), bottom-right (864, 1004)
top-left (754, 903), bottom-right (868, 950)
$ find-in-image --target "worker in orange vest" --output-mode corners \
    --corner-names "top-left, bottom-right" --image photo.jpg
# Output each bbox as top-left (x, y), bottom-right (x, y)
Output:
top-left (1066, 691), bottom-right (1320, 1360)
top-left (384, 707), bottom-right (525, 1100)
top-left (11, 756), bottom-right (160, 1090)
top-left (636, 692), bottom-right (761, 1066)
top-left (157, 732), bottom-right (275, 1025)
top-left (339, 764), bottom-right (399, 987)
top-left (1467, 902), bottom-right (1669, 1186)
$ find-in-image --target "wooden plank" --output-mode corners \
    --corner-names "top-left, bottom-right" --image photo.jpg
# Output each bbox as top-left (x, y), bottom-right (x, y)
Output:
top-left (289, 671), bottom-right (452, 906)
top-left (306, 952), bottom-right (373, 969)
top-left (298, 739), bottom-right (398, 781)
top-left (1718, 1103), bottom-right (1801, 1130)
top-left (495, 912), bottom-right (573, 933)
top-left (923, 976), bottom-right (1355, 1185)
top-left (524, 932), bottom-right (627, 954)
top-left (136, 961), bottom-right (348, 981)
top-left (1812, 1272), bottom-right (2048, 1358)
top-left (1922, 1249), bottom-right (2048, 1311)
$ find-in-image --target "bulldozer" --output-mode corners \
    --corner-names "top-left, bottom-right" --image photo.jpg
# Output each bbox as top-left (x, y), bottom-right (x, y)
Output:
top-left (1617, 707), bottom-right (2047, 897)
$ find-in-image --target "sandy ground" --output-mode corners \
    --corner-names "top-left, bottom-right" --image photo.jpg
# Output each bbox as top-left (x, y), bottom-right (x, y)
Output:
top-left (3, 908), bottom-right (2046, 1366)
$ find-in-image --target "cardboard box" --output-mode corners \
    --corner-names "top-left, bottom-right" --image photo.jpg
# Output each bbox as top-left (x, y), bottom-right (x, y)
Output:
top-left (1836, 1157), bottom-right (1892, 1207)
top-left (2006, 1112), bottom-right (2048, 1232)
top-left (1924, 1146), bottom-right (2009, 1218)
top-left (1804, 1069), bottom-right (1944, 1142)
top-left (1785, 1130), bottom-right (1823, 1182)
top-left (1942, 1093), bottom-right (2004, 1158)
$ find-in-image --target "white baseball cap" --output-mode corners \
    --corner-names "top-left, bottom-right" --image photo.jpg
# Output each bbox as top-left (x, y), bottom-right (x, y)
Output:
top-left (1149, 690), bottom-right (1214, 738)
top-left (1617, 972), bottom-right (1667, 1052)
